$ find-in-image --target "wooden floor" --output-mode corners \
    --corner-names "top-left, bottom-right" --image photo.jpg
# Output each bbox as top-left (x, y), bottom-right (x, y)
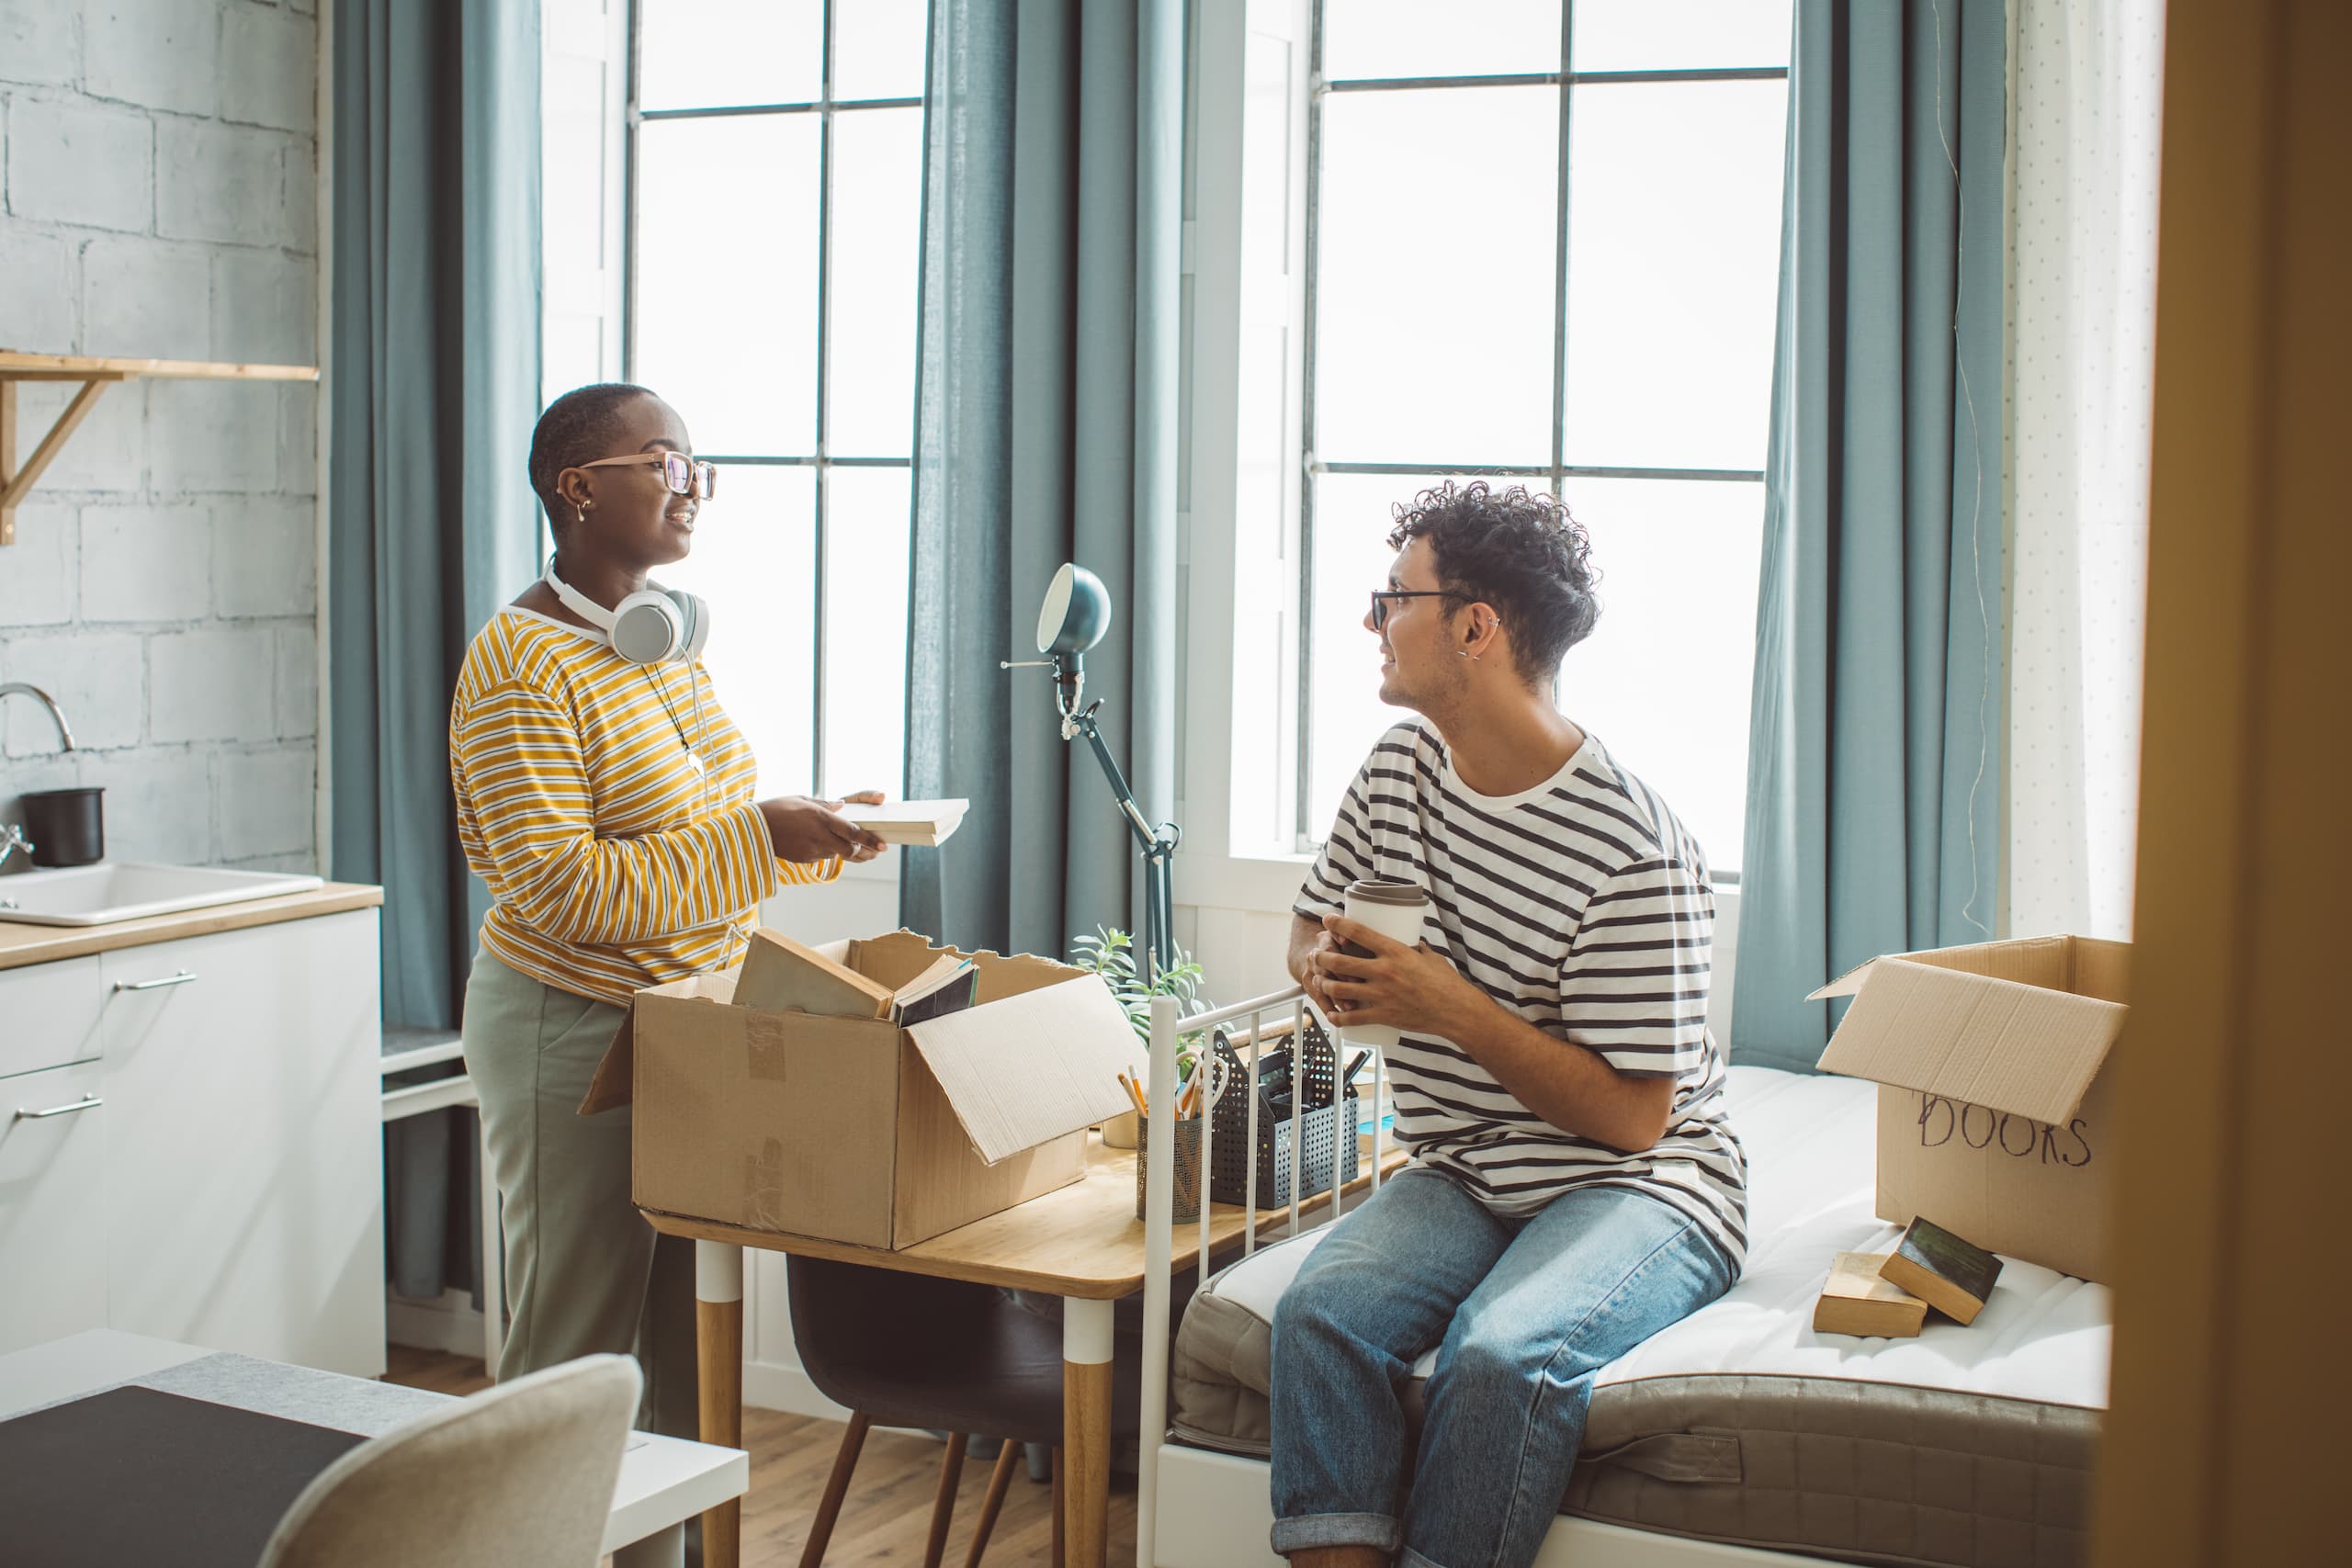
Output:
top-left (386, 1347), bottom-right (1140, 1567)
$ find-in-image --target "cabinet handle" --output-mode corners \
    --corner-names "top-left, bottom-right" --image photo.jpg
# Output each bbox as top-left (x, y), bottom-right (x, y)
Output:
top-left (113, 970), bottom-right (198, 992)
top-left (15, 1093), bottom-right (102, 1121)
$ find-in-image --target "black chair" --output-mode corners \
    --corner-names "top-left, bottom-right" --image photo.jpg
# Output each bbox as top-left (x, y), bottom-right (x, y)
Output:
top-left (786, 1255), bottom-right (1150, 1568)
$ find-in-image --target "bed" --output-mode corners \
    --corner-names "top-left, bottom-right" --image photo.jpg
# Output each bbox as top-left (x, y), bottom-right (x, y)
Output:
top-left (1133, 992), bottom-right (2111, 1568)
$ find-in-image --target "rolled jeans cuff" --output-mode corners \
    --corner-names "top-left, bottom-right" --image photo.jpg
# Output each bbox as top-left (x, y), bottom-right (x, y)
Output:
top-left (1399, 1549), bottom-right (1458, 1568)
top-left (1271, 1510), bottom-right (1403, 1558)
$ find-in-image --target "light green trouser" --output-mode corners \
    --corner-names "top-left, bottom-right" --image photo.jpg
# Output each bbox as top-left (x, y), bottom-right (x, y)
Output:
top-left (463, 944), bottom-right (698, 1444)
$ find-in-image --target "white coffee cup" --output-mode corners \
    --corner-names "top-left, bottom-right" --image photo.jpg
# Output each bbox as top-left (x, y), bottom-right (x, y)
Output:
top-left (1334, 879), bottom-right (1432, 1050)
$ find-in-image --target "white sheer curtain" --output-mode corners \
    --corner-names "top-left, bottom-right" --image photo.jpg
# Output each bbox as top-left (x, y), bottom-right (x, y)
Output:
top-left (2004, 0), bottom-right (2166, 941)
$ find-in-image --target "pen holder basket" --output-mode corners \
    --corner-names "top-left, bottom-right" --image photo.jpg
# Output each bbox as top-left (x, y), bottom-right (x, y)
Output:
top-left (1135, 1113), bottom-right (1207, 1224)
top-left (1204, 1023), bottom-right (1361, 1209)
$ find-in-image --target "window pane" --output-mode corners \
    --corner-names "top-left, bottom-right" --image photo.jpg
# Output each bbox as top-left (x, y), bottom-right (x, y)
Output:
top-left (1555, 477), bottom-right (1762, 871)
top-left (542, 52), bottom-right (607, 274)
top-left (821, 467), bottom-right (911, 797)
top-left (635, 117), bottom-right (819, 456)
top-left (827, 106), bottom-right (923, 457)
top-left (832, 0), bottom-right (928, 100)
top-left (639, 0), bottom-right (820, 109)
top-left (1304, 471), bottom-right (1444, 837)
top-left (1315, 86), bottom-right (1557, 465)
top-left (1561, 80), bottom-right (1785, 471)
top-left (1322, 0), bottom-right (1561, 81)
top-left (661, 466), bottom-right (818, 795)
top-left (543, 313), bottom-right (605, 409)
top-left (1572, 0), bottom-right (1792, 72)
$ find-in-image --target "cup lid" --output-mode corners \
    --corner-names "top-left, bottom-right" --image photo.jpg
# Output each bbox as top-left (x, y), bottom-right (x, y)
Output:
top-left (1346, 879), bottom-right (1429, 907)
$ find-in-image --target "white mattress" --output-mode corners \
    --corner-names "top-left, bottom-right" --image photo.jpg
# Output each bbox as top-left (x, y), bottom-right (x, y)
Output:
top-left (1185, 1065), bottom-right (2110, 1411)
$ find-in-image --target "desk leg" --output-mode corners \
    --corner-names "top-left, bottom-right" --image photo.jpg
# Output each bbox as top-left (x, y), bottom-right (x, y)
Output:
top-left (696, 1240), bottom-right (745, 1568)
top-left (1062, 1297), bottom-right (1114, 1568)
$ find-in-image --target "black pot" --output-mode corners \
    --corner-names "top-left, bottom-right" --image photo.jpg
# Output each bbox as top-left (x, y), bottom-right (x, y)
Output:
top-left (21, 786), bottom-right (104, 867)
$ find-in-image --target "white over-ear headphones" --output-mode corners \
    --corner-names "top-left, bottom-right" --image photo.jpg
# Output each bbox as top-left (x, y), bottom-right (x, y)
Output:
top-left (543, 558), bottom-right (711, 665)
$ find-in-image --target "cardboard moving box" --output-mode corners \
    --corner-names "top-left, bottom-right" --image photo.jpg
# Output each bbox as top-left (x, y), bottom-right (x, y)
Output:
top-left (581, 930), bottom-right (1148, 1250)
top-left (1812, 934), bottom-right (2130, 1283)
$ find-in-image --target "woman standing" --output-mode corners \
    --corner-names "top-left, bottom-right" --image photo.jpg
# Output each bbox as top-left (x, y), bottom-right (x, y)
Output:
top-left (450, 382), bottom-right (887, 1450)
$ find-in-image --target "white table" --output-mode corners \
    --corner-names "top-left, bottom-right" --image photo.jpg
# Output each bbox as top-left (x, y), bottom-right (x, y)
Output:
top-left (0, 1329), bottom-right (748, 1567)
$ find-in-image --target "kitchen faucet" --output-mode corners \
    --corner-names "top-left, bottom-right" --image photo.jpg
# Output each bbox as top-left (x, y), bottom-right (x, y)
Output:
top-left (1, 684), bottom-right (75, 880)
top-left (0, 682), bottom-right (77, 752)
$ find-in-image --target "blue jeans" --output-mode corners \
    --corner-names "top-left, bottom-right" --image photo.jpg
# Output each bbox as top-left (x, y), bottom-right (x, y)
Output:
top-left (1268, 1167), bottom-right (1735, 1568)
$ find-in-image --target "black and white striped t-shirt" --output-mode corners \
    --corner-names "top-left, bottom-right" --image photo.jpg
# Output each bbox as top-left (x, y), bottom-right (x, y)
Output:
top-left (1297, 721), bottom-right (1747, 1271)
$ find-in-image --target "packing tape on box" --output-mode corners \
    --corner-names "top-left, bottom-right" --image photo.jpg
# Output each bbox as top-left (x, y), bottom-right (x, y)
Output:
top-left (745, 1013), bottom-right (789, 1082)
top-left (742, 1136), bottom-right (786, 1230)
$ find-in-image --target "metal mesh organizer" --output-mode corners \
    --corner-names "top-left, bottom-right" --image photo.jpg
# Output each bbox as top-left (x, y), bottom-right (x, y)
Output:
top-left (1203, 1020), bottom-right (1360, 1208)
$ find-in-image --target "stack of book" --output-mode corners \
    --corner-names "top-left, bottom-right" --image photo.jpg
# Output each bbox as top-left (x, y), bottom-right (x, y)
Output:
top-left (736, 930), bottom-right (980, 1027)
top-left (836, 798), bottom-right (970, 848)
top-left (1813, 1216), bottom-right (2005, 1339)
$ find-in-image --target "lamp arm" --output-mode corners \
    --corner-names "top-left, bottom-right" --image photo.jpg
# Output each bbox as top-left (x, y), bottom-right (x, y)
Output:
top-left (1071, 705), bottom-right (1158, 854)
top-left (1069, 703), bottom-right (1182, 983)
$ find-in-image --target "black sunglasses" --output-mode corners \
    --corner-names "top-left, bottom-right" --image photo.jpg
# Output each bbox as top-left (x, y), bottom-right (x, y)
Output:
top-left (1369, 589), bottom-right (1473, 630)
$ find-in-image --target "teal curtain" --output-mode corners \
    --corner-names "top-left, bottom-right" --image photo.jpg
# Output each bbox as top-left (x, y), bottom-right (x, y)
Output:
top-left (901, 0), bottom-right (1183, 961)
top-left (329, 0), bottom-right (541, 1299)
top-left (1732, 0), bottom-right (2005, 1072)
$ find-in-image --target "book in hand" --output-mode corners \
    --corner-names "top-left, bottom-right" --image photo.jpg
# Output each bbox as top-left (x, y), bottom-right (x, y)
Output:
top-left (890, 953), bottom-right (979, 1028)
top-left (1878, 1215), bottom-right (2005, 1326)
top-left (734, 930), bottom-right (896, 1020)
top-left (1813, 1251), bottom-right (1928, 1338)
top-left (835, 798), bottom-right (970, 848)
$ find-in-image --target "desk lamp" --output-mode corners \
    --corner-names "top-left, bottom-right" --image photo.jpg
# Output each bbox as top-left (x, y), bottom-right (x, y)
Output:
top-left (1003, 564), bottom-right (1182, 981)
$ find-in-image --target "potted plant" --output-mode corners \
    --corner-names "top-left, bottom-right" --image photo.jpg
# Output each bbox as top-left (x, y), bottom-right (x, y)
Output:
top-left (1070, 926), bottom-right (1209, 1147)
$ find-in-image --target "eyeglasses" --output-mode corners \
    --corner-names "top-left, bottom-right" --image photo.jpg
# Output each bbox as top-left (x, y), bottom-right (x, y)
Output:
top-left (580, 450), bottom-right (720, 501)
top-left (1369, 589), bottom-right (1473, 630)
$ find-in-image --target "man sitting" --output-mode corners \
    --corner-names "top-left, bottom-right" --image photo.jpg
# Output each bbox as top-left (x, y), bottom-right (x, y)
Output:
top-left (1272, 480), bottom-right (1747, 1568)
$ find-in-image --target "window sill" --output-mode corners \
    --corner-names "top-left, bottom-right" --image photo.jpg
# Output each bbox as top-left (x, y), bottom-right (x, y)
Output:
top-left (835, 854), bottom-right (902, 886)
top-left (1175, 844), bottom-right (1316, 917)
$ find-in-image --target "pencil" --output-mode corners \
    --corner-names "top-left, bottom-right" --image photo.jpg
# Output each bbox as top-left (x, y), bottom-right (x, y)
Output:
top-left (1119, 1072), bottom-right (1148, 1118)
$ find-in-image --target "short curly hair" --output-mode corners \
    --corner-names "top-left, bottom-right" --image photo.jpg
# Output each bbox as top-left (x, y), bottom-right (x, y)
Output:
top-left (529, 382), bottom-right (658, 529)
top-left (1385, 479), bottom-right (1600, 682)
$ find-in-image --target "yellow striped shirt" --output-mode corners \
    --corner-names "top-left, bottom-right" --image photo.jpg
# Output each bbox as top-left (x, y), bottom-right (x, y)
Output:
top-left (449, 605), bottom-right (840, 1006)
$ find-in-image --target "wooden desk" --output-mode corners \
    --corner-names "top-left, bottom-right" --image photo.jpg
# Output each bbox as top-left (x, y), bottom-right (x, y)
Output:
top-left (645, 1132), bottom-right (1401, 1568)
top-left (0, 1329), bottom-right (746, 1567)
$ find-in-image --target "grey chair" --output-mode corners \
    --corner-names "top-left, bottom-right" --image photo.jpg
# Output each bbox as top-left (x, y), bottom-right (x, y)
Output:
top-left (256, 1354), bottom-right (642, 1568)
top-left (788, 1255), bottom-right (1162, 1568)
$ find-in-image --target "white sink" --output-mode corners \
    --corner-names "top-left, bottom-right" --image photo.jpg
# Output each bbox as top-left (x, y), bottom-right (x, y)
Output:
top-left (0, 862), bottom-right (324, 927)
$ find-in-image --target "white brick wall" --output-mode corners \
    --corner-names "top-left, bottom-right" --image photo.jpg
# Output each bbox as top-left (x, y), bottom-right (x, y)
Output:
top-left (1, 1), bottom-right (320, 874)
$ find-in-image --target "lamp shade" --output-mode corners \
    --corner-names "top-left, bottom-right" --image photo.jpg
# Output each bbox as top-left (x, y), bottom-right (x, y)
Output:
top-left (1035, 562), bottom-right (1112, 655)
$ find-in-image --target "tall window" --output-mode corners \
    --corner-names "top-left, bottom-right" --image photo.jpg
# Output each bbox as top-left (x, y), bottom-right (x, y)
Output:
top-left (620, 0), bottom-right (927, 799)
top-left (1297, 0), bottom-right (1788, 872)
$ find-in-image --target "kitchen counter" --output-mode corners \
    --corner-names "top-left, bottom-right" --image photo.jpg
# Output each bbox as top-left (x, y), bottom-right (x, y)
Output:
top-left (0, 882), bottom-right (383, 972)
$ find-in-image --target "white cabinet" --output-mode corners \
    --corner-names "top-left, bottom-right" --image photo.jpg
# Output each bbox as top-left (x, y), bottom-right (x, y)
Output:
top-left (0, 908), bottom-right (385, 1375)
top-left (0, 955), bottom-right (105, 1080)
top-left (99, 911), bottom-right (385, 1376)
top-left (0, 1059), bottom-right (107, 1353)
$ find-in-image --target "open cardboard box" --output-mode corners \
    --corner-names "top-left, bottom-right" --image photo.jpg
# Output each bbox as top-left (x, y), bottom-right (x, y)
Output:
top-left (1812, 933), bottom-right (2130, 1283)
top-left (580, 930), bottom-right (1148, 1250)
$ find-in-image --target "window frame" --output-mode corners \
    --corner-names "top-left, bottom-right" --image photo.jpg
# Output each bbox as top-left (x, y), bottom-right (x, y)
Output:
top-left (1291, 1), bottom-right (1785, 852)
top-left (620, 0), bottom-right (923, 797)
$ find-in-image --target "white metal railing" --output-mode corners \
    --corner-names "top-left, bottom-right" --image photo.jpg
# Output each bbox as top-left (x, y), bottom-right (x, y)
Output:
top-left (1135, 986), bottom-right (1388, 1567)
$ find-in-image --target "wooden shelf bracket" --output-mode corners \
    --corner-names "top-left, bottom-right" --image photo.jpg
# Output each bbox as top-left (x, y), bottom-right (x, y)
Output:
top-left (1, 376), bottom-right (121, 547)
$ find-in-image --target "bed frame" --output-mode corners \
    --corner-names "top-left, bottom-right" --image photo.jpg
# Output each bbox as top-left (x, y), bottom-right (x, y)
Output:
top-left (1133, 987), bottom-right (1843, 1568)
